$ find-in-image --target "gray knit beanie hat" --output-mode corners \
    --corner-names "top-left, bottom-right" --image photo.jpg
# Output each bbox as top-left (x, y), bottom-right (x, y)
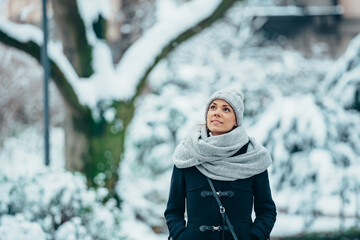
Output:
top-left (205, 88), bottom-right (245, 126)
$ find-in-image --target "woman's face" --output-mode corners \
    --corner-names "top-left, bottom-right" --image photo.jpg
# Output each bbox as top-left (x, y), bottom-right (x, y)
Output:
top-left (206, 99), bottom-right (237, 136)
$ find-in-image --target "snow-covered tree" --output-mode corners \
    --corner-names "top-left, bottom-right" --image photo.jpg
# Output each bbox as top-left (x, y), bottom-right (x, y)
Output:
top-left (0, 0), bottom-right (239, 197)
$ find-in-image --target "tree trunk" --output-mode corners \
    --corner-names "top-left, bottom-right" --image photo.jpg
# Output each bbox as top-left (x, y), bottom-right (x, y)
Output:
top-left (64, 99), bottom-right (134, 201)
top-left (64, 107), bottom-right (89, 172)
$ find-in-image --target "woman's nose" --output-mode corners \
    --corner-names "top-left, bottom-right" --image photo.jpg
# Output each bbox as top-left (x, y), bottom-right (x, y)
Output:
top-left (213, 110), bottom-right (221, 117)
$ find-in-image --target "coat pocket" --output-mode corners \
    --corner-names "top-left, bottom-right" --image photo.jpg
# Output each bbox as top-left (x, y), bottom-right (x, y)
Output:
top-left (234, 222), bottom-right (251, 240)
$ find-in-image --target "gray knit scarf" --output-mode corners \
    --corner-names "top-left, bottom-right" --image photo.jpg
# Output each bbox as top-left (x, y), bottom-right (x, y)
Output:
top-left (173, 125), bottom-right (272, 181)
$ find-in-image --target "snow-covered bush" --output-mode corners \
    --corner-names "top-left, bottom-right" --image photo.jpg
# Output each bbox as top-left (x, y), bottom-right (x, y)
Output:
top-left (322, 33), bottom-right (360, 111)
top-left (0, 171), bottom-right (123, 240)
top-left (249, 95), bottom-right (360, 231)
top-left (0, 215), bottom-right (46, 240)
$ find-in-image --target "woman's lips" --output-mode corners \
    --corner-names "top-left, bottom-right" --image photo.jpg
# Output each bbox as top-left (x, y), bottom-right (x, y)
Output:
top-left (211, 120), bottom-right (222, 124)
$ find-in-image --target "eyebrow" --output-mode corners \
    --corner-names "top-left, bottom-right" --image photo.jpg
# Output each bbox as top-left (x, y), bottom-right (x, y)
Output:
top-left (211, 102), bottom-right (231, 107)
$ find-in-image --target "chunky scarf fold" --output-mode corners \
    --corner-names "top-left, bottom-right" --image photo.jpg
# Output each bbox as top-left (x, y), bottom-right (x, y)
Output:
top-left (173, 125), bottom-right (272, 181)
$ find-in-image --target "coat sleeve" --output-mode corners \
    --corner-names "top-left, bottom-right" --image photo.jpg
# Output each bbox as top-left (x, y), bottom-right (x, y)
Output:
top-left (164, 165), bottom-right (186, 240)
top-left (250, 170), bottom-right (277, 240)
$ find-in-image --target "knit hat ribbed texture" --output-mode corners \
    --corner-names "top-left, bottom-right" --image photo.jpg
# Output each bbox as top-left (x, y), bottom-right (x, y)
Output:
top-left (205, 88), bottom-right (245, 126)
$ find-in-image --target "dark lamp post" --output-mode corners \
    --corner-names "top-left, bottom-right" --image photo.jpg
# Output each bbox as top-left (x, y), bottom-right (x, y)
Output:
top-left (41, 0), bottom-right (50, 166)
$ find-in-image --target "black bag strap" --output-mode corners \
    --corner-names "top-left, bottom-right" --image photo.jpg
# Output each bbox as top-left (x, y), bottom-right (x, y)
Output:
top-left (207, 177), bottom-right (239, 240)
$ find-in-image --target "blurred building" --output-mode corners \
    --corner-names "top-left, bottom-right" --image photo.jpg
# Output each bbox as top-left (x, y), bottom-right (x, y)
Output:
top-left (256, 0), bottom-right (360, 58)
top-left (3, 0), bottom-right (360, 59)
top-left (3, 0), bottom-right (155, 62)
top-left (6, 0), bottom-right (43, 24)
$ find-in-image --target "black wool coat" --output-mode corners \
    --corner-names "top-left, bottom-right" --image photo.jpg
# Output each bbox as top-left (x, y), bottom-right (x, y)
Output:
top-left (164, 144), bottom-right (277, 240)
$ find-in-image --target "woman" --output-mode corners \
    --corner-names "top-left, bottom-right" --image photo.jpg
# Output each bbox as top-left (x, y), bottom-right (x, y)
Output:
top-left (164, 89), bottom-right (276, 240)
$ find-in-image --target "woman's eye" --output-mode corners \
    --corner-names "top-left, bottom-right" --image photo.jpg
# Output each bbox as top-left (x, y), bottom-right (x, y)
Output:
top-left (210, 105), bottom-right (216, 109)
top-left (224, 108), bottom-right (230, 112)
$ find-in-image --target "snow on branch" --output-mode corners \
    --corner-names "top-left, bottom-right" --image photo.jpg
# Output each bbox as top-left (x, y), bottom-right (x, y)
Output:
top-left (114, 0), bottom-right (230, 101)
top-left (0, 18), bottom-right (42, 44)
top-left (0, 18), bottom-right (90, 117)
top-left (77, 0), bottom-right (111, 43)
